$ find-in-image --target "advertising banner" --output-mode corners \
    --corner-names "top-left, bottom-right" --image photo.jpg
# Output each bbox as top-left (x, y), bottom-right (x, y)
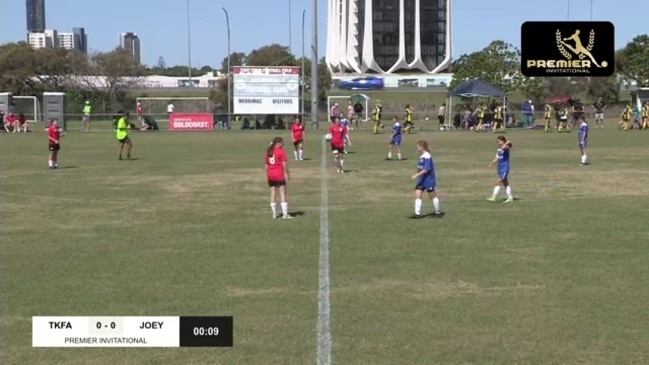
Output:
top-left (169, 113), bottom-right (214, 131)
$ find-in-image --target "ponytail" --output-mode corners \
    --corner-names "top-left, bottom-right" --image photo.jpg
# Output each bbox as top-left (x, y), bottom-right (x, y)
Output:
top-left (267, 136), bottom-right (284, 157)
top-left (267, 142), bottom-right (275, 157)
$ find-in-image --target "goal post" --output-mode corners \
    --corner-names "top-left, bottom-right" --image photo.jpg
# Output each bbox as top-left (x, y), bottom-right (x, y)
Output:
top-left (12, 96), bottom-right (41, 123)
top-left (135, 97), bottom-right (211, 118)
top-left (327, 94), bottom-right (370, 122)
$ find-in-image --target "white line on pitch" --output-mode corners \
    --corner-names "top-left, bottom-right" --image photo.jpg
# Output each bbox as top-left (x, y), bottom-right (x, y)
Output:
top-left (317, 136), bottom-right (332, 365)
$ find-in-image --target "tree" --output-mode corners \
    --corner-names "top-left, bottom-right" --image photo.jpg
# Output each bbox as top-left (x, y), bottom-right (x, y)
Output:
top-left (0, 42), bottom-right (90, 95)
top-left (83, 48), bottom-right (145, 108)
top-left (450, 40), bottom-right (525, 94)
top-left (246, 44), bottom-right (296, 67)
top-left (620, 35), bottom-right (649, 87)
top-left (296, 57), bottom-right (332, 103)
top-left (220, 52), bottom-right (247, 73)
top-left (155, 56), bottom-right (167, 69)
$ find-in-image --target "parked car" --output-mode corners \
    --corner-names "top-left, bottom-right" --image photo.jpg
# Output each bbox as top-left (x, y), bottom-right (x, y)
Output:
top-left (338, 76), bottom-right (384, 90)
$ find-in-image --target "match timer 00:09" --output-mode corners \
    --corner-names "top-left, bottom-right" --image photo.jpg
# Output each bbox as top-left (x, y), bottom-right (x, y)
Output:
top-left (179, 316), bottom-right (233, 347)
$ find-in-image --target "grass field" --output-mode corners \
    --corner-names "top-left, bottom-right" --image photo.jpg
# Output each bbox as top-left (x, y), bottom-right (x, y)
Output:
top-left (2, 123), bottom-right (649, 364)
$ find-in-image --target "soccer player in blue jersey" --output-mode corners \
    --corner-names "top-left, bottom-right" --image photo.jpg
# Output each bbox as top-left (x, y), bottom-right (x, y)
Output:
top-left (410, 140), bottom-right (442, 218)
top-left (488, 136), bottom-right (514, 203)
top-left (340, 113), bottom-right (352, 153)
top-left (387, 117), bottom-right (403, 160)
top-left (578, 115), bottom-right (589, 165)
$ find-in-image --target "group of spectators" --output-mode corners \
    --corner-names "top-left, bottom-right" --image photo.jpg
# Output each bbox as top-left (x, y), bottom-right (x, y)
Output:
top-left (0, 111), bottom-right (29, 133)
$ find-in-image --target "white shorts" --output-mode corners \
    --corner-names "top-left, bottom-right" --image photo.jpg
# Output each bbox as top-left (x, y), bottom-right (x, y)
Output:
top-left (595, 112), bottom-right (604, 120)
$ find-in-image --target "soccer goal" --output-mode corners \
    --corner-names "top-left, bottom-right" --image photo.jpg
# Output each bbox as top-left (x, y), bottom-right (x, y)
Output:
top-left (327, 93), bottom-right (370, 122)
top-left (12, 96), bottom-right (41, 123)
top-left (135, 97), bottom-right (211, 118)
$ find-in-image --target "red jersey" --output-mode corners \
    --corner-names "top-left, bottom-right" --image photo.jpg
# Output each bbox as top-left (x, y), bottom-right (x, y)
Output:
top-left (291, 123), bottom-right (305, 141)
top-left (137, 105), bottom-right (143, 115)
top-left (48, 125), bottom-right (60, 143)
top-left (265, 147), bottom-right (287, 181)
top-left (5, 115), bottom-right (16, 125)
top-left (329, 124), bottom-right (347, 147)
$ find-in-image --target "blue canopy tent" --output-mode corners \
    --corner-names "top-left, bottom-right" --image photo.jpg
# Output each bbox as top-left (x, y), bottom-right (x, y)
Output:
top-left (446, 80), bottom-right (506, 129)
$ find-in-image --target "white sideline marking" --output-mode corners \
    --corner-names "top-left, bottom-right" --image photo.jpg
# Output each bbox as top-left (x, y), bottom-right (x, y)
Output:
top-left (317, 137), bottom-right (332, 365)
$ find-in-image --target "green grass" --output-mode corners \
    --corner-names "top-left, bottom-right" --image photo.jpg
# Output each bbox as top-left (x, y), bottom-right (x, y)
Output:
top-left (2, 123), bottom-right (649, 364)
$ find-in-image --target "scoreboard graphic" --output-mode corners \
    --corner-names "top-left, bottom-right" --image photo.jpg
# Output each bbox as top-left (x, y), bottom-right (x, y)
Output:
top-left (32, 316), bottom-right (233, 348)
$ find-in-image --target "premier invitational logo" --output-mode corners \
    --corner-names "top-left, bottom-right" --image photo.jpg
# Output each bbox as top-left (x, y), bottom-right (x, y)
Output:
top-left (521, 21), bottom-right (615, 77)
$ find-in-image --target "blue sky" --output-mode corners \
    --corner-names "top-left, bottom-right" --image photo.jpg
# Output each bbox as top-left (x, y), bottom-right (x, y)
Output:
top-left (0, 0), bottom-right (646, 68)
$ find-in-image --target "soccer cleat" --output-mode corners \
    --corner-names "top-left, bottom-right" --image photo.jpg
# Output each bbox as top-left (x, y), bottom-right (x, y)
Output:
top-left (409, 214), bottom-right (423, 219)
top-left (432, 211), bottom-right (444, 218)
top-left (118, 156), bottom-right (123, 160)
top-left (503, 198), bottom-right (514, 203)
top-left (282, 214), bottom-right (294, 219)
top-left (299, 158), bottom-right (303, 161)
top-left (487, 196), bottom-right (497, 202)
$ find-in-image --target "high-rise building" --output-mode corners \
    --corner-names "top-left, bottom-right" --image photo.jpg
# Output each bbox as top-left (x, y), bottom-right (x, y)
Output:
top-left (28, 29), bottom-right (58, 49)
top-left (26, 0), bottom-right (46, 33)
top-left (325, 0), bottom-right (452, 74)
top-left (73, 27), bottom-right (88, 53)
top-left (58, 32), bottom-right (75, 50)
top-left (119, 32), bottom-right (141, 64)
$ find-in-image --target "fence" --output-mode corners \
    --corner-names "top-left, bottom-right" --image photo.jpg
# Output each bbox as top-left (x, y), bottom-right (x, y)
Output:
top-left (7, 108), bottom-right (627, 133)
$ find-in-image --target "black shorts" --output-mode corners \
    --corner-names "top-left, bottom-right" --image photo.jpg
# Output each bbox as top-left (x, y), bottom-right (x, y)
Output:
top-left (268, 180), bottom-right (286, 187)
top-left (293, 139), bottom-right (303, 147)
top-left (331, 144), bottom-right (344, 154)
top-left (405, 121), bottom-right (413, 126)
top-left (118, 136), bottom-right (131, 143)
top-left (48, 143), bottom-right (60, 151)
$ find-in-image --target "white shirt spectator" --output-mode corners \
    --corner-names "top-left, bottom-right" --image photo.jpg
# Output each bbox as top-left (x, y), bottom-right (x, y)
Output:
top-left (167, 103), bottom-right (175, 114)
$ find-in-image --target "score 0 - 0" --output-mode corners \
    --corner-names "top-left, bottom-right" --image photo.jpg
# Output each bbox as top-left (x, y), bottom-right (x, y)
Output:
top-left (88, 317), bottom-right (124, 335)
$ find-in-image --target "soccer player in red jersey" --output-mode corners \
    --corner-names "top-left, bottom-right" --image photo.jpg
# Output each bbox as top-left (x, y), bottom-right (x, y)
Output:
top-left (266, 137), bottom-right (293, 219)
top-left (290, 116), bottom-right (305, 161)
top-left (4, 113), bottom-right (16, 133)
top-left (136, 102), bottom-right (145, 128)
top-left (329, 117), bottom-right (347, 173)
top-left (46, 119), bottom-right (63, 169)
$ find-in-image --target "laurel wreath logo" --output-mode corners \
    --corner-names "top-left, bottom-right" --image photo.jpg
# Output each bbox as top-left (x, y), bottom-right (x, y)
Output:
top-left (556, 30), bottom-right (572, 59)
top-left (580, 29), bottom-right (596, 59)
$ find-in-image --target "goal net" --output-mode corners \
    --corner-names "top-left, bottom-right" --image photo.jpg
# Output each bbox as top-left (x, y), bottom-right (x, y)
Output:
top-left (135, 97), bottom-right (211, 118)
top-left (12, 96), bottom-right (41, 123)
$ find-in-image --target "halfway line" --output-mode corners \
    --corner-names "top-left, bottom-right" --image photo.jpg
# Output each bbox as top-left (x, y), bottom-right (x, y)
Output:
top-left (317, 136), bottom-right (332, 365)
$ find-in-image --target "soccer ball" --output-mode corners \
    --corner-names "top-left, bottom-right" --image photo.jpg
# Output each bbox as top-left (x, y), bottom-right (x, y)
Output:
top-left (325, 133), bottom-right (332, 141)
top-left (439, 126), bottom-right (445, 131)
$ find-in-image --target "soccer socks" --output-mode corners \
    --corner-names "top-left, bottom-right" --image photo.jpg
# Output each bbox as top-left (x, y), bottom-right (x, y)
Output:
top-left (298, 149), bottom-right (303, 160)
top-left (270, 202), bottom-right (278, 217)
top-left (432, 197), bottom-right (441, 213)
top-left (294, 151), bottom-right (298, 160)
top-left (415, 198), bottom-right (422, 215)
top-left (388, 152), bottom-right (392, 159)
top-left (281, 202), bottom-right (288, 216)
top-left (492, 186), bottom-right (501, 197)
top-left (339, 160), bottom-right (344, 171)
top-left (48, 160), bottom-right (53, 168)
top-left (581, 155), bottom-right (587, 164)
top-left (397, 153), bottom-right (402, 160)
top-left (505, 186), bottom-right (513, 199)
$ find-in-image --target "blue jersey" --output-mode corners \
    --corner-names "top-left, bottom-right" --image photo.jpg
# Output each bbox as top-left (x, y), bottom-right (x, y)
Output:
top-left (416, 151), bottom-right (436, 190)
top-left (578, 122), bottom-right (588, 146)
top-left (341, 118), bottom-right (350, 130)
top-left (497, 147), bottom-right (510, 179)
top-left (391, 122), bottom-right (403, 144)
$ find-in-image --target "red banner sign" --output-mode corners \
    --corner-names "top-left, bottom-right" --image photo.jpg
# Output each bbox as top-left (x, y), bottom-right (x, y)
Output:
top-left (169, 113), bottom-right (214, 131)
